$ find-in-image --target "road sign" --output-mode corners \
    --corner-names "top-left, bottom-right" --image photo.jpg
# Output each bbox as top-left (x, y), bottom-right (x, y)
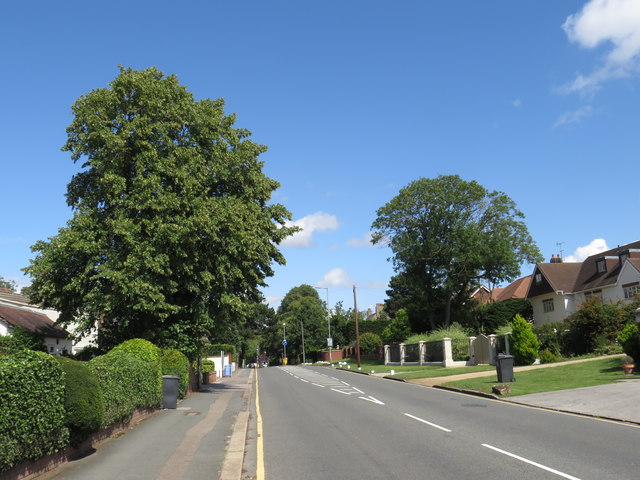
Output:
top-left (282, 339), bottom-right (288, 346)
top-left (327, 337), bottom-right (333, 347)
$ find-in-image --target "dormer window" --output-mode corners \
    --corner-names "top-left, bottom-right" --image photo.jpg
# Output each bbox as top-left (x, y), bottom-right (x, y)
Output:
top-left (620, 252), bottom-right (629, 264)
top-left (596, 259), bottom-right (606, 273)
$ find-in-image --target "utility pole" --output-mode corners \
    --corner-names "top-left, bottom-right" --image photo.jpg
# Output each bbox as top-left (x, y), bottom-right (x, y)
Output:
top-left (353, 285), bottom-right (361, 369)
top-left (300, 320), bottom-right (306, 364)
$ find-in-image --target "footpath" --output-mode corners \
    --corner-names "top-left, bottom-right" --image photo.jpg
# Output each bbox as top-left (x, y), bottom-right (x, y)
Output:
top-left (402, 355), bottom-right (640, 425)
top-left (41, 368), bottom-right (253, 480)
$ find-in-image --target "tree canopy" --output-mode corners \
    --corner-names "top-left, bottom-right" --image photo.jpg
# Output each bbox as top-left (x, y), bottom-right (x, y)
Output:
top-left (372, 175), bottom-right (542, 331)
top-left (24, 67), bottom-right (296, 358)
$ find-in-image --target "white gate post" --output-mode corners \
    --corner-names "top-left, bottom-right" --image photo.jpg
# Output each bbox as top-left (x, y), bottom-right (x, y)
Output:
top-left (468, 336), bottom-right (477, 366)
top-left (384, 344), bottom-right (389, 365)
top-left (418, 341), bottom-right (425, 366)
top-left (488, 334), bottom-right (498, 365)
top-left (443, 337), bottom-right (453, 367)
top-left (400, 343), bottom-right (406, 366)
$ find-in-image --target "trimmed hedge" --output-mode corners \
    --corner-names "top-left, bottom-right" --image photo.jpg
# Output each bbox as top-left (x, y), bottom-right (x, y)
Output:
top-left (161, 349), bottom-right (190, 398)
top-left (203, 344), bottom-right (235, 356)
top-left (110, 339), bottom-right (162, 405)
top-left (0, 350), bottom-right (69, 472)
top-left (88, 350), bottom-right (159, 427)
top-left (55, 356), bottom-right (104, 446)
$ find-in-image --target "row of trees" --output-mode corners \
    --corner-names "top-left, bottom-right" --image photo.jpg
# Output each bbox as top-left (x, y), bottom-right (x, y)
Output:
top-left (19, 67), bottom-right (544, 363)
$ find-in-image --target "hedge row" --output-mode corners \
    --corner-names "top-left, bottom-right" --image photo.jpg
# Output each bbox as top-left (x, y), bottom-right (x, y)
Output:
top-left (0, 350), bottom-right (69, 472)
top-left (0, 339), bottom-right (190, 473)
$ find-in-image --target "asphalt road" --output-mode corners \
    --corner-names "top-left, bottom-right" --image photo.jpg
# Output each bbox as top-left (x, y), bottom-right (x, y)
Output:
top-left (256, 366), bottom-right (640, 480)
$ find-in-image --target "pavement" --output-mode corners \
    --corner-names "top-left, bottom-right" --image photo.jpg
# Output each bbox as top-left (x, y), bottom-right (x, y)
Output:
top-left (40, 368), bottom-right (253, 480)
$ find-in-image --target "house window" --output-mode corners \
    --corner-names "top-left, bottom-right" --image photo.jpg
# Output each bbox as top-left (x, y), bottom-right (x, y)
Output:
top-left (624, 284), bottom-right (640, 300)
top-left (620, 252), bottom-right (629, 264)
top-left (596, 259), bottom-right (606, 273)
top-left (535, 273), bottom-right (542, 284)
top-left (49, 346), bottom-right (54, 353)
top-left (543, 299), bottom-right (554, 313)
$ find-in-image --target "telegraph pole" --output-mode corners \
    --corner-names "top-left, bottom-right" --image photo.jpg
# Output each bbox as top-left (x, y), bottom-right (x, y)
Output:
top-left (353, 285), bottom-right (361, 369)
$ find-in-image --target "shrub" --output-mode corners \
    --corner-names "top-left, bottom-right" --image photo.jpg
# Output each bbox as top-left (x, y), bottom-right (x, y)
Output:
top-left (533, 322), bottom-right (564, 356)
top-left (510, 314), bottom-right (539, 365)
top-left (110, 339), bottom-right (162, 405)
top-left (88, 350), bottom-right (159, 427)
top-left (474, 298), bottom-right (533, 333)
top-left (202, 344), bottom-right (236, 357)
top-left (358, 332), bottom-right (382, 354)
top-left (0, 350), bottom-right (69, 472)
top-left (617, 323), bottom-right (640, 361)
top-left (161, 349), bottom-right (190, 398)
top-left (55, 356), bottom-right (103, 446)
top-left (539, 348), bottom-right (561, 364)
top-left (563, 297), bottom-right (628, 355)
top-left (202, 359), bottom-right (216, 372)
top-left (405, 323), bottom-right (471, 344)
top-left (381, 309), bottom-right (412, 344)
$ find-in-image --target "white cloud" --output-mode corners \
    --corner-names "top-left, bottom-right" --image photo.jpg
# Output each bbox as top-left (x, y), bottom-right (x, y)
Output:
top-left (317, 268), bottom-right (352, 288)
top-left (565, 238), bottom-right (609, 262)
top-left (346, 232), bottom-right (374, 248)
top-left (561, 0), bottom-right (640, 93)
top-left (264, 295), bottom-right (284, 307)
top-left (553, 105), bottom-right (594, 127)
top-left (512, 99), bottom-right (522, 107)
top-left (280, 212), bottom-right (339, 248)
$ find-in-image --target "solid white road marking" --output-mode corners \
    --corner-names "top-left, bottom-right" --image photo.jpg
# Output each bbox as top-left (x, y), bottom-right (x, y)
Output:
top-left (482, 444), bottom-right (581, 480)
top-left (359, 396), bottom-right (385, 405)
top-left (312, 383), bottom-right (325, 387)
top-left (404, 413), bottom-right (451, 432)
top-left (353, 387), bottom-right (364, 394)
top-left (331, 388), bottom-right (352, 395)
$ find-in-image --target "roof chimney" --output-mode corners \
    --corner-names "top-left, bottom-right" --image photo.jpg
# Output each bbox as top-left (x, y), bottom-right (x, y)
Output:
top-left (550, 254), bottom-right (563, 264)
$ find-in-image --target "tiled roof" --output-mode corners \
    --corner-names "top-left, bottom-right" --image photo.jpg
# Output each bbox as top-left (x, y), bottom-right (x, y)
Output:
top-left (572, 241), bottom-right (640, 293)
top-left (0, 304), bottom-right (69, 339)
top-left (536, 262), bottom-right (582, 293)
top-left (494, 276), bottom-right (531, 302)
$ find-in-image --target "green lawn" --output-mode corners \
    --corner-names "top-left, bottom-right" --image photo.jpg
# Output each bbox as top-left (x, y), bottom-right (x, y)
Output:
top-left (330, 359), bottom-right (494, 378)
top-left (443, 357), bottom-right (637, 396)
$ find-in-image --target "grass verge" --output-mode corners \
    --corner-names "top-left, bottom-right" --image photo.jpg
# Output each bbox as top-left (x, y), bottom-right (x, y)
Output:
top-left (443, 357), bottom-right (637, 396)
top-left (330, 359), bottom-right (495, 378)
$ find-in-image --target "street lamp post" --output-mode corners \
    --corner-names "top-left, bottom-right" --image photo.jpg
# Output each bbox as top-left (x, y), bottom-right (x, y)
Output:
top-left (314, 286), bottom-right (332, 362)
top-left (282, 322), bottom-right (287, 364)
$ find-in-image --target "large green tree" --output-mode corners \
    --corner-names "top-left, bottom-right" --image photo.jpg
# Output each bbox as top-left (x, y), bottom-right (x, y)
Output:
top-left (372, 175), bottom-right (542, 330)
top-left (264, 285), bottom-right (327, 363)
top-left (25, 67), bottom-right (296, 358)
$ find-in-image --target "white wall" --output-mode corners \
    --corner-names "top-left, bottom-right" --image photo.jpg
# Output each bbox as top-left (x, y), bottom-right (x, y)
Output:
top-left (532, 292), bottom-right (576, 326)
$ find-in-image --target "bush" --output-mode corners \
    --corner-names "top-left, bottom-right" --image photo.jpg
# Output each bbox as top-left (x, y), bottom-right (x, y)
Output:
top-left (202, 344), bottom-right (235, 357)
top-left (563, 297), bottom-right (628, 355)
top-left (161, 349), bottom-right (190, 398)
top-left (110, 339), bottom-right (162, 405)
top-left (88, 350), bottom-right (159, 427)
top-left (359, 332), bottom-right (382, 354)
top-left (405, 323), bottom-right (471, 344)
top-left (55, 356), bottom-right (104, 446)
top-left (617, 323), bottom-right (640, 361)
top-left (0, 350), bottom-right (69, 472)
top-left (539, 348), bottom-right (561, 364)
top-left (510, 314), bottom-right (539, 365)
top-left (474, 298), bottom-right (533, 334)
top-left (381, 309), bottom-right (412, 344)
top-left (533, 322), bottom-right (564, 356)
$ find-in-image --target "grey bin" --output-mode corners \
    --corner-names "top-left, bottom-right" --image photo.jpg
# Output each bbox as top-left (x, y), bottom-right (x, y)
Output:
top-left (162, 375), bottom-right (180, 409)
top-left (496, 355), bottom-right (515, 383)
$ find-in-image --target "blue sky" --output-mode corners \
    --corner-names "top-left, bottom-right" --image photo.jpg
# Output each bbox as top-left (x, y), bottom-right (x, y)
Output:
top-left (1, 0), bottom-right (639, 313)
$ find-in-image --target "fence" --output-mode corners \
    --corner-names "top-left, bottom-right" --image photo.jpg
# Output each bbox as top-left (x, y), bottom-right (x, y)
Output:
top-left (384, 333), bottom-right (509, 367)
